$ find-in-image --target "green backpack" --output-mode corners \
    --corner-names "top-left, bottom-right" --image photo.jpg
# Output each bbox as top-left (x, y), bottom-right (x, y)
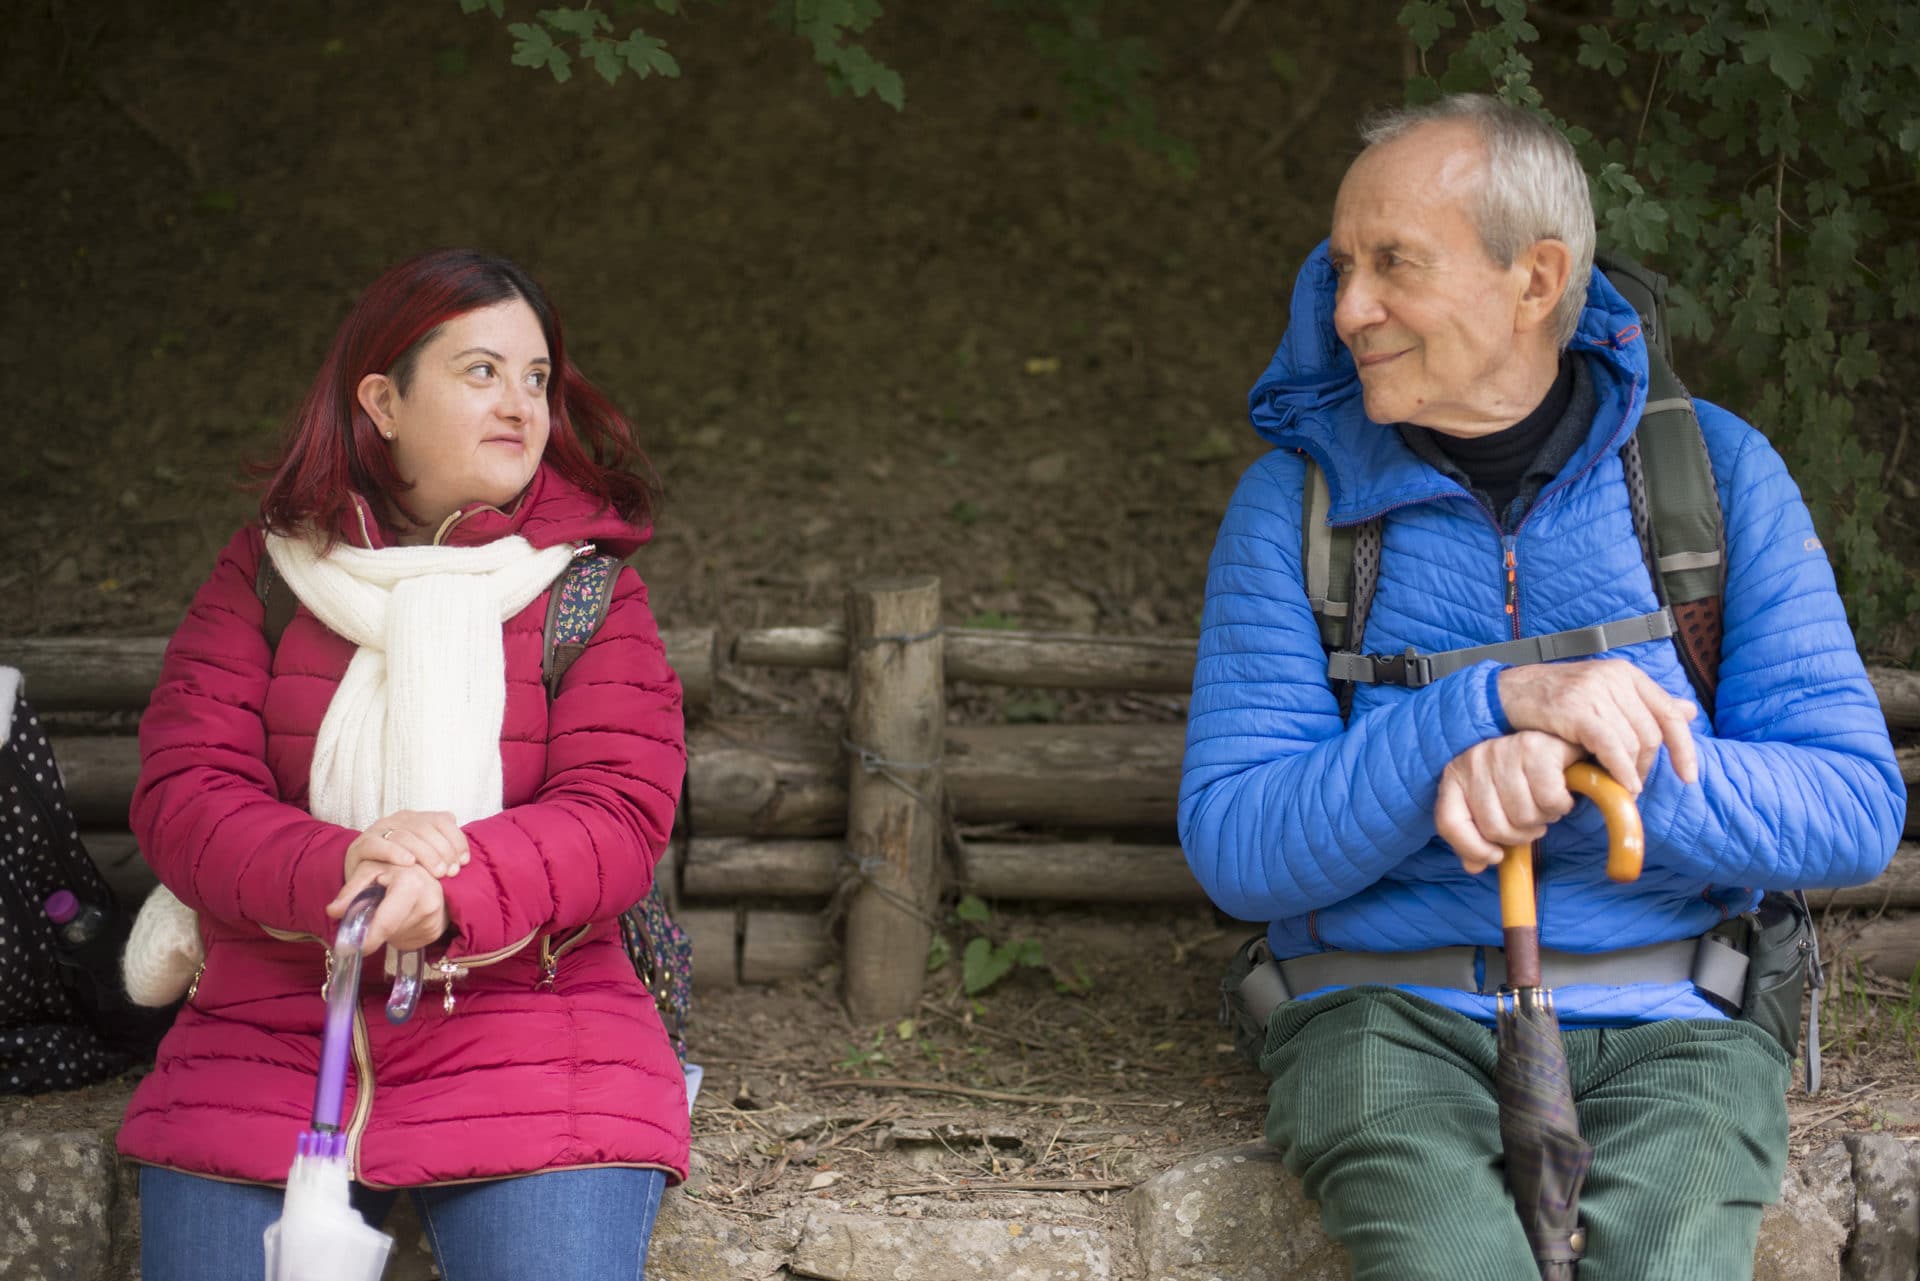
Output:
top-left (1296, 251), bottom-right (1825, 1088)
top-left (1306, 252), bottom-right (1724, 716)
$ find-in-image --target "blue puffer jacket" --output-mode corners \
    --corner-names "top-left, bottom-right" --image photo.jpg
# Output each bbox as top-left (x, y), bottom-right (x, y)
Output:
top-left (1179, 244), bottom-right (1905, 1027)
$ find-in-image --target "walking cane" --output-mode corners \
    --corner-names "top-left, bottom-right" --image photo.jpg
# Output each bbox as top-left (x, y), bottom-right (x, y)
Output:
top-left (1494, 762), bottom-right (1643, 1279)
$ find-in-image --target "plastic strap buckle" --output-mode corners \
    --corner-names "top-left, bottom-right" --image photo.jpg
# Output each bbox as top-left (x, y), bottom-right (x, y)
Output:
top-left (1367, 648), bottom-right (1436, 688)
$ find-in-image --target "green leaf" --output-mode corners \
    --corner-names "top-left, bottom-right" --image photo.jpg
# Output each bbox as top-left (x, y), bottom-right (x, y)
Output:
top-left (1267, 47), bottom-right (1300, 84)
top-left (509, 21), bottom-right (557, 67)
top-left (1833, 332), bottom-right (1878, 390)
top-left (583, 36), bottom-right (625, 83)
top-left (1397, 0), bottom-right (1455, 50)
top-left (926, 934), bottom-right (951, 973)
top-left (538, 7), bottom-right (613, 39)
top-left (1808, 210), bottom-right (1859, 274)
top-left (949, 498), bottom-right (981, 525)
top-left (830, 45), bottom-right (906, 109)
top-left (1576, 25), bottom-right (1627, 76)
top-left (1054, 960), bottom-right (1094, 996)
top-left (619, 29), bottom-right (680, 77)
top-left (653, 0), bottom-right (680, 10)
top-left (1742, 27), bottom-right (1814, 92)
top-left (1003, 693), bottom-right (1059, 724)
top-left (954, 895), bottom-right (992, 925)
top-left (963, 609), bottom-right (1019, 630)
top-left (962, 937), bottom-right (1015, 995)
top-left (1012, 938), bottom-right (1045, 968)
top-left (458, 0), bottom-right (504, 14)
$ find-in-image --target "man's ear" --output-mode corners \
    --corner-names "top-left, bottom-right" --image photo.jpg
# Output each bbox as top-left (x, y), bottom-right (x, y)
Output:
top-left (357, 373), bottom-right (398, 438)
top-left (1515, 238), bottom-right (1575, 336)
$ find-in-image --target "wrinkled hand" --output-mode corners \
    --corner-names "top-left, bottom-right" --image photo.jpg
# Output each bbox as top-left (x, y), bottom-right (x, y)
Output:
top-left (343, 810), bottom-right (469, 882)
top-left (326, 862), bottom-right (450, 954)
top-left (1497, 660), bottom-right (1699, 793)
top-left (1435, 731), bottom-right (1585, 874)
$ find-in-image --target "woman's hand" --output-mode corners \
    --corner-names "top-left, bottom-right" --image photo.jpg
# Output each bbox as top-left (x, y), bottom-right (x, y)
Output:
top-left (1435, 730), bottom-right (1585, 874)
top-left (326, 862), bottom-right (451, 954)
top-left (343, 810), bottom-right (470, 881)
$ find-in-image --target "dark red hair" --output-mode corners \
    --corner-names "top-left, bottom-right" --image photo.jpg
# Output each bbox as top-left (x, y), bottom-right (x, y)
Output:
top-left (256, 249), bottom-right (658, 543)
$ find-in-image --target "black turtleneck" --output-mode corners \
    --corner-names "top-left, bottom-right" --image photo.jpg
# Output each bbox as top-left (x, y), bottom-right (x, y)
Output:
top-left (1397, 355), bottom-right (1593, 530)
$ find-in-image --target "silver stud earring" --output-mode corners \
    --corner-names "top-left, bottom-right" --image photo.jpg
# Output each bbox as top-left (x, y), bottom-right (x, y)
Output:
top-left (383, 430), bottom-right (395, 441)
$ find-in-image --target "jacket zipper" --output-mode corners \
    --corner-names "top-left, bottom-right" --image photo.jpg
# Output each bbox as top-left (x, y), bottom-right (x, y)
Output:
top-left (345, 1001), bottom-right (376, 1176)
top-left (538, 923), bottom-right (595, 989)
top-left (1502, 535), bottom-right (1521, 641)
top-left (434, 926), bottom-right (542, 1013)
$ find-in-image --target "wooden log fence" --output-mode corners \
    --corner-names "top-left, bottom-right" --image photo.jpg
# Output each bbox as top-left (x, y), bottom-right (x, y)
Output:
top-left (6, 603), bottom-right (1917, 1015)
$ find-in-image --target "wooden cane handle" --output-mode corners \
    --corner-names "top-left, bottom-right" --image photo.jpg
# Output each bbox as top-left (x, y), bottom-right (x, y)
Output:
top-left (1564, 762), bottom-right (1645, 884)
top-left (1497, 763), bottom-right (1644, 930)
top-left (1497, 842), bottom-right (1537, 929)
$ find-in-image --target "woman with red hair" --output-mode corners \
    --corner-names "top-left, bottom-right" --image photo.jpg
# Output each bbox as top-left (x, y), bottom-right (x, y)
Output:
top-left (117, 249), bottom-right (688, 1279)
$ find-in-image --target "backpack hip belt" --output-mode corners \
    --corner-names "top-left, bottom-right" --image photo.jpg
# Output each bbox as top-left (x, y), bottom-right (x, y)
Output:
top-left (1233, 931), bottom-right (1751, 1031)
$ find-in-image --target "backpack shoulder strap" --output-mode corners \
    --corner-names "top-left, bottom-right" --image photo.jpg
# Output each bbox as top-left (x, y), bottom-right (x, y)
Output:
top-left (255, 556), bottom-right (297, 653)
top-left (1301, 455), bottom-right (1381, 718)
top-left (1600, 252), bottom-right (1726, 717)
top-left (543, 552), bottom-right (622, 700)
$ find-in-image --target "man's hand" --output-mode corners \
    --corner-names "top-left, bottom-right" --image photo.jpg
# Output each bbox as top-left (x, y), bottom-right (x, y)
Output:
top-left (343, 810), bottom-right (470, 881)
top-left (1435, 731), bottom-right (1584, 873)
top-left (1498, 660), bottom-right (1699, 793)
top-left (325, 862), bottom-right (450, 954)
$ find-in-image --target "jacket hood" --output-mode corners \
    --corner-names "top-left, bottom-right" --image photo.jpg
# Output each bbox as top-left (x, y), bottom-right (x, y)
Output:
top-left (1246, 241), bottom-right (1654, 523)
top-left (346, 463), bottom-right (653, 558)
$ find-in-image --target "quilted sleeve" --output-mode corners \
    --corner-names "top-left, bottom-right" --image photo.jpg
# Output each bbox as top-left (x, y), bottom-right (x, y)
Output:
top-left (1635, 405), bottom-right (1905, 888)
top-left (440, 566), bottom-right (685, 957)
top-left (1178, 452), bottom-right (1509, 922)
top-left (130, 528), bottom-right (359, 938)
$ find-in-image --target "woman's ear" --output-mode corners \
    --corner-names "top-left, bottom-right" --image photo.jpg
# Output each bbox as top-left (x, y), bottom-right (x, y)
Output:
top-left (357, 373), bottom-right (399, 441)
top-left (1516, 238), bottom-right (1574, 336)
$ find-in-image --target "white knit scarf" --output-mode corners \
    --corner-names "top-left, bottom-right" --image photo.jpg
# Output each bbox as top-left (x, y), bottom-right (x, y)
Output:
top-left (263, 533), bottom-right (575, 829)
top-left (124, 533), bottom-right (573, 1006)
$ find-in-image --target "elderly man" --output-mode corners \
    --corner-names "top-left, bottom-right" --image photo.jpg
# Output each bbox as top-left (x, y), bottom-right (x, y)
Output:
top-left (1180, 94), bottom-right (1904, 1280)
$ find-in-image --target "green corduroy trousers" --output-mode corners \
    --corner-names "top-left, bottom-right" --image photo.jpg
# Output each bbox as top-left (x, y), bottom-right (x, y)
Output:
top-left (1260, 988), bottom-right (1790, 1281)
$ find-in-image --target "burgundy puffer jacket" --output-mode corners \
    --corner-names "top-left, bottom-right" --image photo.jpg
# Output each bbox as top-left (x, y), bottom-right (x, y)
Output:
top-left (117, 466), bottom-right (689, 1188)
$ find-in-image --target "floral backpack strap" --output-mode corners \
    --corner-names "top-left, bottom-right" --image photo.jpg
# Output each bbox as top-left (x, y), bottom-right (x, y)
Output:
top-left (541, 550), bottom-right (621, 700)
top-left (619, 890), bottom-right (693, 1065)
top-left (541, 549), bottom-right (696, 1066)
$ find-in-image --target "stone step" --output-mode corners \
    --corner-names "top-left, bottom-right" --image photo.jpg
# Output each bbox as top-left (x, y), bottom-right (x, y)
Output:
top-left (1, 1112), bottom-right (1911, 1279)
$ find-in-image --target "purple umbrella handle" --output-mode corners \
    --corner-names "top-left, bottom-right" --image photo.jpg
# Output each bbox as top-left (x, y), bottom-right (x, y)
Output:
top-left (313, 886), bottom-right (385, 1132)
top-left (386, 949), bottom-right (424, 1024)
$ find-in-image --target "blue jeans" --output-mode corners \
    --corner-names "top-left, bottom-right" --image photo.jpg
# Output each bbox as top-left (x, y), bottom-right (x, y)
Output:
top-left (139, 1163), bottom-right (668, 1281)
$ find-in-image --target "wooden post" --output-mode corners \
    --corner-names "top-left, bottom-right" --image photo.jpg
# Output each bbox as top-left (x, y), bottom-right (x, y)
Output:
top-left (841, 576), bottom-right (944, 1022)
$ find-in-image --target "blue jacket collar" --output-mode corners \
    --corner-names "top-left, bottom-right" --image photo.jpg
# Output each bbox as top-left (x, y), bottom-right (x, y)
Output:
top-left (1247, 241), bottom-right (1654, 524)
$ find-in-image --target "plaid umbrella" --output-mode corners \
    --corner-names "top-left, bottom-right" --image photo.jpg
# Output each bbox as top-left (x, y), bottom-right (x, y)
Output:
top-left (1495, 763), bottom-right (1643, 1279)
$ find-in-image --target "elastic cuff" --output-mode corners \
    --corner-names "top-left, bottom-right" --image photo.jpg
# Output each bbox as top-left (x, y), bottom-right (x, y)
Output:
top-left (1485, 665), bottom-right (1512, 735)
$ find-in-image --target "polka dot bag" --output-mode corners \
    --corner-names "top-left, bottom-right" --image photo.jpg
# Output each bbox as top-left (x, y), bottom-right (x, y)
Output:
top-left (0, 668), bottom-right (133, 1092)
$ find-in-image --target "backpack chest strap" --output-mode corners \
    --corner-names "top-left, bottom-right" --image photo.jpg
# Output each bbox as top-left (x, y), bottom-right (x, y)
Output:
top-left (1326, 607), bottom-right (1675, 689)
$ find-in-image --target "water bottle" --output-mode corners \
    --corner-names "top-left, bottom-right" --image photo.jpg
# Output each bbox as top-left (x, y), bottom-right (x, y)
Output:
top-left (46, 890), bottom-right (112, 947)
top-left (44, 890), bottom-right (127, 1026)
top-left (43, 890), bottom-right (174, 1056)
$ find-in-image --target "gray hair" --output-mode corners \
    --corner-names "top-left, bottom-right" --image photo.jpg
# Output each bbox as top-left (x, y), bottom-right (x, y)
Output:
top-left (1359, 94), bottom-right (1595, 348)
